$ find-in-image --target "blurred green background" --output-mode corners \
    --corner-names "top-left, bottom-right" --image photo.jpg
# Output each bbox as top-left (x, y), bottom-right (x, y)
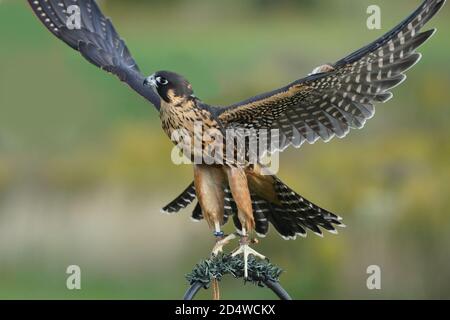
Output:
top-left (0, 0), bottom-right (449, 299)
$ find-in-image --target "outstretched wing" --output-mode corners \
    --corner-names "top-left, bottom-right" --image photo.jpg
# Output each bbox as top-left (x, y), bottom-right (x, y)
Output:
top-left (218, 0), bottom-right (445, 152)
top-left (28, 0), bottom-right (160, 110)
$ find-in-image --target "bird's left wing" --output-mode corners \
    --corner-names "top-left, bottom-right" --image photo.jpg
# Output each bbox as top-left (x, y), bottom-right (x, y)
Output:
top-left (28, 0), bottom-right (160, 109)
top-left (218, 0), bottom-right (445, 152)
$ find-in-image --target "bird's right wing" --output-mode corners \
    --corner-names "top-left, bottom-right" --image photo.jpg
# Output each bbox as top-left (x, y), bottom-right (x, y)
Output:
top-left (28, 0), bottom-right (160, 110)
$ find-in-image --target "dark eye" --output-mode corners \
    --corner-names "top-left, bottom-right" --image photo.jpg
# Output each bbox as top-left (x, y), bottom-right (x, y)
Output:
top-left (156, 76), bottom-right (169, 85)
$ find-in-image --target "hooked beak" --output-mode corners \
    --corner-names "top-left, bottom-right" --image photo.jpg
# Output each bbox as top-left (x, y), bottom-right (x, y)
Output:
top-left (143, 75), bottom-right (157, 89)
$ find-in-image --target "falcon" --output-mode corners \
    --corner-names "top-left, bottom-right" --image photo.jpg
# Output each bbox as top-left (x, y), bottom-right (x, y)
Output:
top-left (28, 0), bottom-right (445, 278)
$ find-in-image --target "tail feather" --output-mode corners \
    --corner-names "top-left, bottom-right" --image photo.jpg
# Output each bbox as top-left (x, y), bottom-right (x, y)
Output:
top-left (270, 177), bottom-right (344, 239)
top-left (251, 196), bottom-right (271, 237)
top-left (248, 177), bottom-right (344, 240)
top-left (161, 176), bottom-right (344, 240)
top-left (222, 188), bottom-right (235, 224)
top-left (191, 202), bottom-right (203, 222)
top-left (161, 182), bottom-right (196, 214)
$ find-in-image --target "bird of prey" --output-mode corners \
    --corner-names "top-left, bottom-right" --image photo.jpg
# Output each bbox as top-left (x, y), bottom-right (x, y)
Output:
top-left (29, 0), bottom-right (445, 278)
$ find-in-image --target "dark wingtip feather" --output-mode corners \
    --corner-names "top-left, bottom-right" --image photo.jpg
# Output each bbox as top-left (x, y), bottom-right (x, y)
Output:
top-left (335, 0), bottom-right (445, 67)
top-left (27, 0), bottom-right (161, 109)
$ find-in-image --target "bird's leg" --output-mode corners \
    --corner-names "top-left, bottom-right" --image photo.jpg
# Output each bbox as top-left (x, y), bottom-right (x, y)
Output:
top-left (210, 222), bottom-right (237, 301)
top-left (226, 167), bottom-right (265, 278)
top-left (232, 228), bottom-right (266, 279)
top-left (212, 222), bottom-right (237, 256)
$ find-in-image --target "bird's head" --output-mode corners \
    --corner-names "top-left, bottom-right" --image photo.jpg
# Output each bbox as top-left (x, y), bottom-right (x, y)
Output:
top-left (144, 71), bottom-right (194, 104)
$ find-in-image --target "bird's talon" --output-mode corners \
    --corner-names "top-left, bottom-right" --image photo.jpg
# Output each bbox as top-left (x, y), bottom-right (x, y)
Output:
top-left (231, 243), bottom-right (266, 278)
top-left (211, 233), bottom-right (237, 257)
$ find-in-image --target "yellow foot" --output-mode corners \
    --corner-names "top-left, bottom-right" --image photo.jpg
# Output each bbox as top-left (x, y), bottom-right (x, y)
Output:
top-left (232, 242), bottom-right (266, 279)
top-left (212, 233), bottom-right (237, 256)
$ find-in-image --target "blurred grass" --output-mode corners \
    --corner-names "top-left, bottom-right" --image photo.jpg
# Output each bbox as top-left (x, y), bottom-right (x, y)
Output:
top-left (0, 0), bottom-right (449, 299)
